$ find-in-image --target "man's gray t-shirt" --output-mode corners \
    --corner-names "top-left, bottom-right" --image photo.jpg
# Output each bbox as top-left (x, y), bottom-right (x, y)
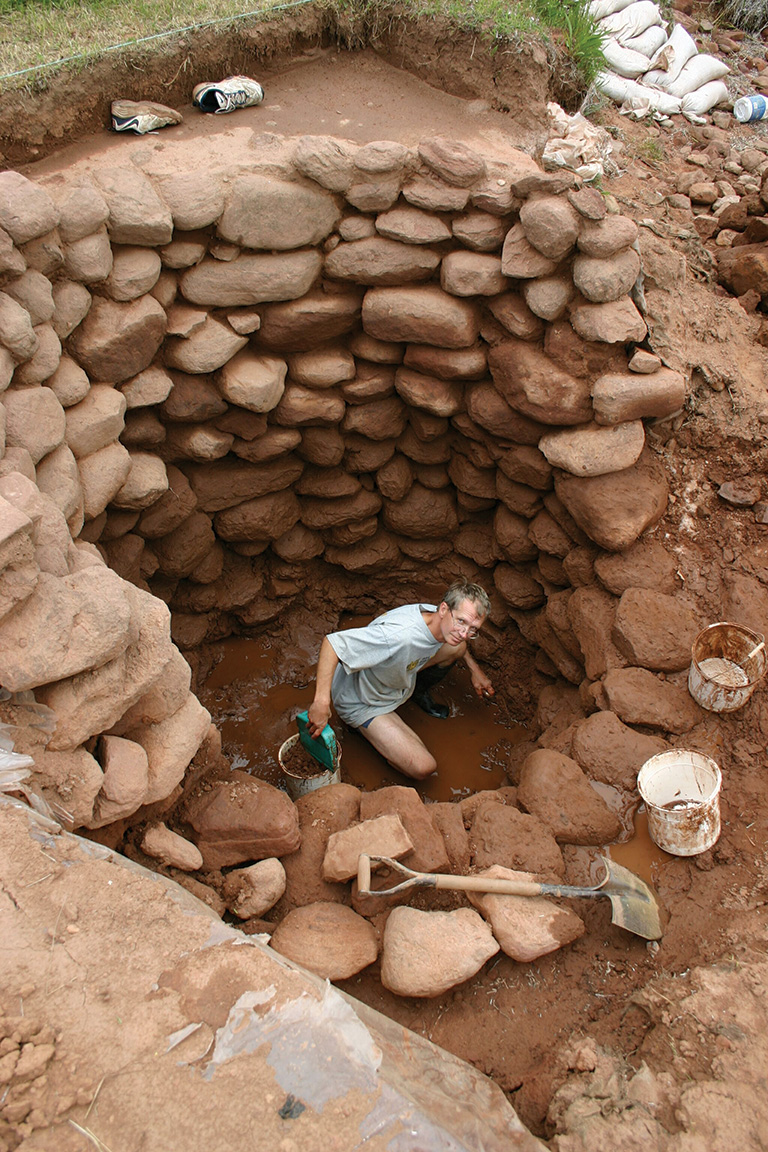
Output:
top-left (328, 603), bottom-right (441, 727)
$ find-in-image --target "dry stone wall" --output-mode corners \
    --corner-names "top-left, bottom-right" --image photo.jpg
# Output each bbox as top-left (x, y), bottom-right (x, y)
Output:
top-left (0, 134), bottom-right (692, 830)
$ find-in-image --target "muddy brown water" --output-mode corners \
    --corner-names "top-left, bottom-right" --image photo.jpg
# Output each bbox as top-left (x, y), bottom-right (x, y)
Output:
top-left (199, 630), bottom-right (524, 801)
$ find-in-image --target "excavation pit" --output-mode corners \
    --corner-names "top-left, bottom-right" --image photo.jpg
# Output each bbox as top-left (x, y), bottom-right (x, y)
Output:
top-left (2, 11), bottom-right (768, 1150)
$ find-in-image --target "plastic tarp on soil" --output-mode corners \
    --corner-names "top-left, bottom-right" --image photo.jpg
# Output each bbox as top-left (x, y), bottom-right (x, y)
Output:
top-left (0, 795), bottom-right (546, 1152)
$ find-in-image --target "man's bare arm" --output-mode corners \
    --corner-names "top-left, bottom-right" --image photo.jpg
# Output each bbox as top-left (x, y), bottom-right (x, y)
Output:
top-left (307, 637), bottom-right (340, 736)
top-left (463, 647), bottom-right (494, 698)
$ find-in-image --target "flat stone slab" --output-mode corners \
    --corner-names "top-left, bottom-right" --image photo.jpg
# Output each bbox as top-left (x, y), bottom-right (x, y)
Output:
top-left (322, 814), bottom-right (414, 882)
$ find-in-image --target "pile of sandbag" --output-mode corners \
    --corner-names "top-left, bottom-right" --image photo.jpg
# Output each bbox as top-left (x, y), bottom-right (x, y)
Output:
top-left (589, 0), bottom-right (730, 122)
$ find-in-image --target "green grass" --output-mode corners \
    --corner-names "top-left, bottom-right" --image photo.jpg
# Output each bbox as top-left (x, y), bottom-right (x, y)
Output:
top-left (0, 0), bottom-right (606, 92)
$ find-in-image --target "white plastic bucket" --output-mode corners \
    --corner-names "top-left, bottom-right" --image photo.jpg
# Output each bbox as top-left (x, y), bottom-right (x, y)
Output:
top-left (637, 750), bottom-right (721, 856)
top-left (734, 95), bottom-right (768, 123)
top-left (688, 622), bottom-right (766, 713)
top-left (278, 733), bottom-right (341, 800)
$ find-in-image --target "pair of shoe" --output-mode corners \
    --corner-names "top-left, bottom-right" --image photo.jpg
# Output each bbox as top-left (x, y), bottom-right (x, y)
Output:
top-left (111, 76), bottom-right (264, 135)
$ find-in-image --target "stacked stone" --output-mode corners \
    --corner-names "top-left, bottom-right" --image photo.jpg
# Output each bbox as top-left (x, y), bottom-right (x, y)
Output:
top-left (0, 135), bottom-right (693, 826)
top-left (0, 179), bottom-right (211, 832)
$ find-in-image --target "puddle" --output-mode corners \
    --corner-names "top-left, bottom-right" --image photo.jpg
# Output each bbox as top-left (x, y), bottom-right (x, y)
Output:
top-left (198, 633), bottom-right (527, 803)
top-left (608, 807), bottom-right (672, 884)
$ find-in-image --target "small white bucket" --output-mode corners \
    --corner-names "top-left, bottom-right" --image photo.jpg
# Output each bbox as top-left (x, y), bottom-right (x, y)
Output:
top-left (278, 733), bottom-right (341, 801)
top-left (637, 750), bottom-right (721, 856)
top-left (688, 621), bottom-right (766, 713)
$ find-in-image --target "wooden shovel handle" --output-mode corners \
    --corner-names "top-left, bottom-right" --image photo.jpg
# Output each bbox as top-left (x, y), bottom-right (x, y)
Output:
top-left (433, 874), bottom-right (544, 897)
top-left (358, 854), bottom-right (372, 893)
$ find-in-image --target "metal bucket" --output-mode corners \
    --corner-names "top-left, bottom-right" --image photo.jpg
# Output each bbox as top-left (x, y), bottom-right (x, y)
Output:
top-left (278, 733), bottom-right (341, 801)
top-left (637, 750), bottom-right (721, 856)
top-left (688, 621), bottom-right (766, 713)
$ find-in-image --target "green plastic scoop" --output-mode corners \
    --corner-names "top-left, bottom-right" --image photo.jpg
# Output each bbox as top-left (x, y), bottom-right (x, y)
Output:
top-left (296, 710), bottom-right (338, 773)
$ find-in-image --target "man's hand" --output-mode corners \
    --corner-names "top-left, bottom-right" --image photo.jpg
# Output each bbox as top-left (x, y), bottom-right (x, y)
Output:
top-left (307, 701), bottom-right (331, 739)
top-left (470, 666), bottom-right (495, 699)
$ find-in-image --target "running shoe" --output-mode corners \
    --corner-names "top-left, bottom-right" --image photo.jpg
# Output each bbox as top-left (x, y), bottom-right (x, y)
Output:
top-left (111, 100), bottom-right (183, 134)
top-left (192, 75), bottom-right (264, 115)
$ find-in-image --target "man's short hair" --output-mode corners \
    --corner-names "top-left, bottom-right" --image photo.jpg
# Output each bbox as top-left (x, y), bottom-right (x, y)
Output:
top-left (443, 580), bottom-right (491, 618)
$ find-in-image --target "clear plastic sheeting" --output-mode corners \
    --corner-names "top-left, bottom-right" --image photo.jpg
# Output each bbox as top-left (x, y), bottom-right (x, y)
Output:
top-left (4, 794), bottom-right (546, 1151)
top-left (542, 102), bottom-right (617, 181)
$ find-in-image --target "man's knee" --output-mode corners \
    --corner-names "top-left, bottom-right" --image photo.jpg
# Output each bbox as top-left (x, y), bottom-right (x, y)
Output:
top-left (399, 748), bottom-right (437, 780)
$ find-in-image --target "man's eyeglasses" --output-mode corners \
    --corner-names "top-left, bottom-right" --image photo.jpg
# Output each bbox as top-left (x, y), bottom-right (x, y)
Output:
top-left (448, 608), bottom-right (481, 639)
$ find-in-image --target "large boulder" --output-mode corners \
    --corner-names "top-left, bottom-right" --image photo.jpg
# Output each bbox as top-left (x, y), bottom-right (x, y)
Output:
top-left (218, 174), bottom-right (340, 250)
top-left (93, 166), bottom-right (173, 245)
top-left (555, 449), bottom-right (669, 552)
top-left (221, 858), bottom-right (287, 918)
top-left (381, 907), bottom-right (499, 997)
top-left (164, 317), bottom-right (247, 373)
top-left (612, 588), bottom-right (700, 673)
top-left (394, 367), bottom-right (463, 417)
top-left (89, 734), bottom-right (149, 827)
top-left (594, 539), bottom-right (678, 596)
top-left (274, 783), bottom-right (361, 915)
top-left (322, 814), bottom-right (413, 882)
top-left (467, 865), bottom-right (585, 962)
top-left (539, 422), bottom-right (645, 478)
top-left (517, 749), bottom-right (622, 845)
top-left (362, 285), bottom-right (480, 347)
top-left (501, 224), bottom-right (557, 279)
top-left (269, 903), bottom-right (378, 980)
top-left (65, 385), bottom-right (127, 458)
top-left (180, 252), bottom-right (322, 307)
top-left (4, 387), bottom-right (66, 465)
top-left (0, 566), bottom-right (132, 692)
top-left (602, 668), bottom-right (705, 734)
top-left (0, 171), bottom-right (58, 244)
top-left (37, 583), bottom-right (175, 750)
top-left (570, 711), bottom-right (668, 791)
top-left (383, 484), bottom-right (459, 537)
top-left (569, 297), bottom-right (647, 344)
top-left (326, 237), bottom-right (440, 284)
top-left (185, 769), bottom-right (300, 868)
top-left (489, 339), bottom-right (592, 425)
top-left (470, 803), bottom-right (565, 877)
top-left (256, 288), bottom-right (363, 352)
top-left (592, 368), bottom-right (687, 425)
top-left (519, 196), bottom-right (580, 260)
top-left (69, 296), bottom-right (166, 383)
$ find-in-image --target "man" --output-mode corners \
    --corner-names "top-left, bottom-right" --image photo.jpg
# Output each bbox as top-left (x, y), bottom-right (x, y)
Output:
top-left (307, 580), bottom-right (494, 780)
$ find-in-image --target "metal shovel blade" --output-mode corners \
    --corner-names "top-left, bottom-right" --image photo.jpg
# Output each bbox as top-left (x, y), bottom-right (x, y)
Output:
top-left (581, 858), bottom-right (663, 941)
top-left (357, 854), bottom-right (663, 941)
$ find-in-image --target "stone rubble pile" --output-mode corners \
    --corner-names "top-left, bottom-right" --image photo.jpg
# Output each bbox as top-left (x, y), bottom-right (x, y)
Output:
top-left (0, 129), bottom-right (718, 848)
top-left (181, 780), bottom-right (612, 995)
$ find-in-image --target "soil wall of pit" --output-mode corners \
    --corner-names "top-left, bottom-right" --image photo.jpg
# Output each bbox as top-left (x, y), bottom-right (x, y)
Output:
top-left (0, 4), bottom-right (553, 167)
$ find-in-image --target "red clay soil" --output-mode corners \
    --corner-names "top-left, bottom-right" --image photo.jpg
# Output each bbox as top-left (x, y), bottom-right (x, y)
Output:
top-left (4, 11), bottom-right (768, 1148)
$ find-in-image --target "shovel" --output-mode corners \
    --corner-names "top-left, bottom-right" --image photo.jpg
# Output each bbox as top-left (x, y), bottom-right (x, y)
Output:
top-left (357, 854), bottom-right (663, 941)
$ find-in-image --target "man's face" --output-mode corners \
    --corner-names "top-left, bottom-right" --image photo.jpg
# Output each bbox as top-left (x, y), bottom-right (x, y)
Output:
top-left (439, 598), bottom-right (486, 646)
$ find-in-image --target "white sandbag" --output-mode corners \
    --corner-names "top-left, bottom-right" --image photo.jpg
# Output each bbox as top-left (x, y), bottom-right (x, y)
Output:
top-left (604, 38), bottom-right (652, 78)
top-left (666, 54), bottom-right (730, 97)
top-left (645, 23), bottom-right (698, 86)
top-left (596, 71), bottom-right (683, 115)
top-left (681, 80), bottom-right (730, 118)
top-left (624, 24), bottom-right (668, 59)
top-left (601, 1), bottom-right (664, 44)
top-left (543, 102), bottom-right (615, 180)
top-left (589, 0), bottom-right (635, 19)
